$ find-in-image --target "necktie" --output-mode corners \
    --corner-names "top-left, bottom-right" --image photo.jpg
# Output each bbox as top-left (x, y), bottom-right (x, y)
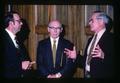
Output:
top-left (52, 40), bottom-right (56, 67)
top-left (87, 34), bottom-right (97, 65)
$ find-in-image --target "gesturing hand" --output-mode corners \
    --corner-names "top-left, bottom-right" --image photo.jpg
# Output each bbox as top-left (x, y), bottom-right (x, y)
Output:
top-left (64, 46), bottom-right (77, 59)
top-left (91, 45), bottom-right (104, 59)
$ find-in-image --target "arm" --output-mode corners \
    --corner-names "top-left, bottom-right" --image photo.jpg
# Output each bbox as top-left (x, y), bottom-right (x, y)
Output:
top-left (36, 43), bottom-right (49, 77)
top-left (59, 44), bottom-right (77, 77)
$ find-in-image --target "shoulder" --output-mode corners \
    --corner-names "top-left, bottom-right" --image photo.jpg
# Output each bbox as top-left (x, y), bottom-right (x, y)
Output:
top-left (103, 31), bottom-right (113, 40)
top-left (60, 37), bottom-right (73, 45)
top-left (60, 37), bottom-right (74, 49)
top-left (38, 38), bottom-right (50, 46)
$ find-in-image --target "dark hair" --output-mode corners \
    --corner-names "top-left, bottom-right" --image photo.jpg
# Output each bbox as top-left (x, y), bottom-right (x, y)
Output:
top-left (93, 11), bottom-right (113, 32)
top-left (4, 11), bottom-right (19, 28)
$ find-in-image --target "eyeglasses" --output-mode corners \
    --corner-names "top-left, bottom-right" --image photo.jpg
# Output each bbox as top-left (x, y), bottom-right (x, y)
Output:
top-left (89, 17), bottom-right (102, 23)
top-left (49, 26), bottom-right (61, 30)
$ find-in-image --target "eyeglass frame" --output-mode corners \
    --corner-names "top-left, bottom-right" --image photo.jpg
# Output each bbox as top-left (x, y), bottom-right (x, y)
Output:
top-left (48, 26), bottom-right (62, 30)
top-left (12, 19), bottom-right (22, 24)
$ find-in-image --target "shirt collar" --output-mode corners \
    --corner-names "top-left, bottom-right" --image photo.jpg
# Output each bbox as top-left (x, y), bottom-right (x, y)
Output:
top-left (50, 37), bottom-right (59, 48)
top-left (96, 28), bottom-right (106, 39)
top-left (5, 28), bottom-right (16, 40)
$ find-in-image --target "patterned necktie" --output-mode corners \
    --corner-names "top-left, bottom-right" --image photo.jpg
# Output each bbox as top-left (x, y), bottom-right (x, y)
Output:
top-left (52, 40), bottom-right (56, 67)
top-left (87, 34), bottom-right (97, 65)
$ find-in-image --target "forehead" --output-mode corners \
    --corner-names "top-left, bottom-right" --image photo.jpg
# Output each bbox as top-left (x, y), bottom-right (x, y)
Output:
top-left (13, 13), bottom-right (20, 19)
top-left (49, 21), bottom-right (61, 27)
top-left (91, 13), bottom-right (100, 19)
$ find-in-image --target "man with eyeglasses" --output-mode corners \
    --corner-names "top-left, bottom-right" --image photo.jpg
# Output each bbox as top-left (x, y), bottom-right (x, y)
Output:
top-left (64, 11), bottom-right (114, 78)
top-left (36, 20), bottom-right (76, 78)
top-left (0, 11), bottom-right (35, 78)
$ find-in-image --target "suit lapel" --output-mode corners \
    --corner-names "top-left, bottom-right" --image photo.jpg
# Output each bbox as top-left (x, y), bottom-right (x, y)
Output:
top-left (4, 30), bottom-right (16, 49)
top-left (46, 38), bottom-right (54, 67)
top-left (56, 37), bottom-right (64, 67)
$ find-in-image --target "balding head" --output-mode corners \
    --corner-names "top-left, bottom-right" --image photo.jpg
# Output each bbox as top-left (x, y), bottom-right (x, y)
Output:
top-left (47, 20), bottom-right (63, 39)
top-left (48, 20), bottom-right (62, 28)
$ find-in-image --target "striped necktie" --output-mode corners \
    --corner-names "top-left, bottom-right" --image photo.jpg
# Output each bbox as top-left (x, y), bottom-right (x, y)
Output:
top-left (87, 34), bottom-right (97, 65)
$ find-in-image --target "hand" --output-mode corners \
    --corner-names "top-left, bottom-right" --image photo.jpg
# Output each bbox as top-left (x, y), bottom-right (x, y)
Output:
top-left (47, 74), bottom-right (56, 78)
top-left (64, 46), bottom-right (77, 59)
top-left (47, 74), bottom-right (53, 78)
top-left (91, 45), bottom-right (104, 59)
top-left (27, 61), bottom-right (36, 69)
top-left (55, 73), bottom-right (62, 78)
top-left (22, 61), bottom-right (30, 70)
top-left (22, 61), bottom-right (35, 70)
top-left (47, 73), bottom-right (62, 78)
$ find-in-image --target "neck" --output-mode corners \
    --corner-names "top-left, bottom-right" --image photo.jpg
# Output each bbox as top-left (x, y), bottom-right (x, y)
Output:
top-left (95, 27), bottom-right (105, 34)
top-left (6, 27), bottom-right (16, 35)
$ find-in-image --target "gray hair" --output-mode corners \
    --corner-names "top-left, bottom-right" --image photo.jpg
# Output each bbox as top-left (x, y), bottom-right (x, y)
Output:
top-left (93, 11), bottom-right (113, 31)
top-left (96, 12), bottom-right (109, 24)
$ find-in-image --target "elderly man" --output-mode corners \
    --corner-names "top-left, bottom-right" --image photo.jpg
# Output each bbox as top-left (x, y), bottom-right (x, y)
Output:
top-left (1, 11), bottom-right (35, 78)
top-left (64, 11), bottom-right (114, 78)
top-left (37, 20), bottom-right (76, 78)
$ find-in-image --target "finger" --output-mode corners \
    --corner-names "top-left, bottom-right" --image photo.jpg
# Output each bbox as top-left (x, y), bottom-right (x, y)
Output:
top-left (91, 50), bottom-right (99, 55)
top-left (64, 51), bottom-right (69, 56)
top-left (30, 61), bottom-right (36, 65)
top-left (92, 55), bottom-right (98, 58)
top-left (94, 47), bottom-right (99, 50)
top-left (64, 48), bottom-right (70, 52)
top-left (92, 50), bottom-right (99, 53)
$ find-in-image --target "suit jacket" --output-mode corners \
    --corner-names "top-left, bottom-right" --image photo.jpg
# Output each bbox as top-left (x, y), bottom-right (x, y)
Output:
top-left (83, 31), bottom-right (114, 78)
top-left (37, 37), bottom-right (76, 78)
top-left (0, 29), bottom-right (30, 78)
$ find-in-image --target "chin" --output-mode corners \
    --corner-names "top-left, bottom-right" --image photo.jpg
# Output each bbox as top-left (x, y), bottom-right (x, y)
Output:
top-left (90, 28), bottom-right (95, 32)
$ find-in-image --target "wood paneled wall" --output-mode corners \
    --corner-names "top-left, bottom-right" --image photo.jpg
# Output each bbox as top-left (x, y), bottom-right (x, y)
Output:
top-left (6, 5), bottom-right (113, 78)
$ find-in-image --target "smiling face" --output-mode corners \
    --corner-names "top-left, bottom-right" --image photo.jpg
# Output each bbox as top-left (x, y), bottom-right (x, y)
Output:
top-left (48, 20), bottom-right (63, 39)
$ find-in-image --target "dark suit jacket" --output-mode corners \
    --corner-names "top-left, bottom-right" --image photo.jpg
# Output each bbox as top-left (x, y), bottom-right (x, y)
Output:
top-left (83, 31), bottom-right (114, 78)
top-left (37, 37), bottom-right (76, 78)
top-left (0, 29), bottom-right (30, 78)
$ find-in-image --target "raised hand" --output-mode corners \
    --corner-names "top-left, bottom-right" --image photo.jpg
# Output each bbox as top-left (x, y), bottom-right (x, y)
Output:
top-left (91, 45), bottom-right (104, 59)
top-left (64, 46), bottom-right (77, 59)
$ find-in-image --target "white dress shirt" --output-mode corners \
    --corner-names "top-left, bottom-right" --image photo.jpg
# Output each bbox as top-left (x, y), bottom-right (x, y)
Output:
top-left (85, 28), bottom-right (106, 72)
top-left (50, 37), bottom-right (59, 50)
top-left (5, 29), bottom-right (19, 48)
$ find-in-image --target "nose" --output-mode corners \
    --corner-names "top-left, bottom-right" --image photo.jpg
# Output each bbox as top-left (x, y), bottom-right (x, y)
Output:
top-left (89, 20), bottom-right (92, 25)
top-left (53, 28), bottom-right (58, 31)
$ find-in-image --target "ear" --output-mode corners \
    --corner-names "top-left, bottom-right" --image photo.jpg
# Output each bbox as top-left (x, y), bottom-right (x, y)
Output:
top-left (9, 21), bottom-right (13, 25)
top-left (9, 21), bottom-right (14, 26)
top-left (60, 28), bottom-right (63, 32)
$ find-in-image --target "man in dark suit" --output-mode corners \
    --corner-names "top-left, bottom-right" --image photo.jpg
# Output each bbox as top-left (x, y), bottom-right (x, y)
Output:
top-left (36, 20), bottom-right (76, 78)
top-left (0, 11), bottom-right (35, 78)
top-left (64, 11), bottom-right (114, 78)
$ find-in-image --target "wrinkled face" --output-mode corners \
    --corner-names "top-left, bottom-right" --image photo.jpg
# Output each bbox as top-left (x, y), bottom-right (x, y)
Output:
top-left (89, 13), bottom-right (104, 33)
top-left (12, 14), bottom-right (23, 34)
top-left (48, 21), bottom-right (63, 39)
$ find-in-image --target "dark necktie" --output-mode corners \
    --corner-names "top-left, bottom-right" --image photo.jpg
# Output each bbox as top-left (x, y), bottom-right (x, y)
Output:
top-left (14, 37), bottom-right (19, 48)
top-left (87, 34), bottom-right (97, 65)
top-left (52, 40), bottom-right (56, 67)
